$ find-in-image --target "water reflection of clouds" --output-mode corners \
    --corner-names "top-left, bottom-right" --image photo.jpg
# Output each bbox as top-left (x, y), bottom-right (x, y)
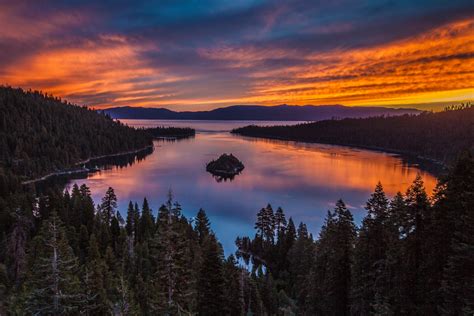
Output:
top-left (69, 130), bottom-right (439, 254)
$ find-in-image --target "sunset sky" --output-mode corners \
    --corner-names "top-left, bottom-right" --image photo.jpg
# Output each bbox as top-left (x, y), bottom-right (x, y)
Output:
top-left (0, 0), bottom-right (473, 111)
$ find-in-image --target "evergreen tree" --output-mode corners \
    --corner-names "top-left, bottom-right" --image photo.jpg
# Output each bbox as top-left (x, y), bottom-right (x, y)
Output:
top-left (223, 255), bottom-right (245, 316)
top-left (255, 204), bottom-right (276, 244)
top-left (100, 187), bottom-right (118, 225)
top-left (288, 222), bottom-right (314, 309)
top-left (7, 209), bottom-right (32, 285)
top-left (439, 152), bottom-right (474, 314)
top-left (274, 207), bottom-right (287, 239)
top-left (126, 201), bottom-right (136, 237)
top-left (84, 234), bottom-right (109, 314)
top-left (195, 208), bottom-right (211, 244)
top-left (401, 175), bottom-right (431, 313)
top-left (112, 264), bottom-right (139, 315)
top-left (308, 200), bottom-right (356, 315)
top-left (197, 234), bottom-right (226, 315)
top-left (384, 192), bottom-right (407, 313)
top-left (111, 216), bottom-right (121, 252)
top-left (79, 184), bottom-right (95, 232)
top-left (25, 211), bottom-right (85, 315)
top-left (351, 182), bottom-right (392, 315)
top-left (139, 198), bottom-right (155, 243)
top-left (0, 263), bottom-right (7, 314)
top-left (152, 194), bottom-right (195, 314)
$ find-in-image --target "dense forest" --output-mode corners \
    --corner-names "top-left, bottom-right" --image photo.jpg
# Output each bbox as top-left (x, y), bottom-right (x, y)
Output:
top-left (0, 87), bottom-right (472, 314)
top-left (0, 152), bottom-right (472, 314)
top-left (0, 86), bottom-right (152, 187)
top-left (232, 105), bottom-right (474, 164)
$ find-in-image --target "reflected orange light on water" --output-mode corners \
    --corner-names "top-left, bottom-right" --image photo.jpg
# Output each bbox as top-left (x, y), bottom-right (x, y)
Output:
top-left (68, 128), bottom-right (440, 251)
top-left (78, 133), bottom-right (438, 213)
top-left (235, 137), bottom-right (438, 197)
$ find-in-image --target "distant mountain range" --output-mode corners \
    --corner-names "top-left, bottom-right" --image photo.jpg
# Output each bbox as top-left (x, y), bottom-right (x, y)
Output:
top-left (103, 104), bottom-right (422, 121)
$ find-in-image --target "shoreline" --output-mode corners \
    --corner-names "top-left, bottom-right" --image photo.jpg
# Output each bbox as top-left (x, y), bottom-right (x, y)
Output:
top-left (22, 145), bottom-right (153, 185)
top-left (232, 132), bottom-right (447, 172)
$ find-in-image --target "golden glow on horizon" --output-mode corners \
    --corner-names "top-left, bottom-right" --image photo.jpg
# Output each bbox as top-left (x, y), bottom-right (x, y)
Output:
top-left (1, 18), bottom-right (473, 110)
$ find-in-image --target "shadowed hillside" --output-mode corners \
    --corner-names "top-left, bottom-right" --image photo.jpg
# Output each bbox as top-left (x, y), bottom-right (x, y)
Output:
top-left (0, 86), bottom-right (152, 186)
top-left (233, 105), bottom-right (474, 164)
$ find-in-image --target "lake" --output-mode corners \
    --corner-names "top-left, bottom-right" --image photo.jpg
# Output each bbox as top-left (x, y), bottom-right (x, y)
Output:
top-left (66, 120), bottom-right (438, 253)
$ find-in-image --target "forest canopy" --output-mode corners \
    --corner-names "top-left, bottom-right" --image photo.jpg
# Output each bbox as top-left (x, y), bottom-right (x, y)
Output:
top-left (0, 86), bottom-right (472, 314)
top-left (233, 105), bottom-right (474, 165)
top-left (0, 153), bottom-right (472, 314)
top-left (0, 86), bottom-right (152, 185)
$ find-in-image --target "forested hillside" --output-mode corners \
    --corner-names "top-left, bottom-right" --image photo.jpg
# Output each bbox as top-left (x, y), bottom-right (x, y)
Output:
top-left (0, 87), bottom-right (472, 314)
top-left (0, 86), bottom-right (152, 186)
top-left (233, 105), bottom-right (474, 164)
top-left (0, 152), bottom-right (472, 314)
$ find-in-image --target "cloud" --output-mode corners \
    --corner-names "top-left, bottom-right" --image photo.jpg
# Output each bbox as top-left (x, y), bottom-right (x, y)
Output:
top-left (0, 0), bottom-right (473, 110)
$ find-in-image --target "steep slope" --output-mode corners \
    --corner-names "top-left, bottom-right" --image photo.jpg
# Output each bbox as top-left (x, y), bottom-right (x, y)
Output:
top-left (0, 87), bottom-right (152, 186)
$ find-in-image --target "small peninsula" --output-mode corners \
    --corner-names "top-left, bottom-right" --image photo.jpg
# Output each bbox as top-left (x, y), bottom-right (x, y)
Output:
top-left (144, 126), bottom-right (195, 139)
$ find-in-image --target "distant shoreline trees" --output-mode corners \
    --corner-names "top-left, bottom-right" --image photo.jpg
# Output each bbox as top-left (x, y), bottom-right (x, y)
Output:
top-left (233, 105), bottom-right (474, 165)
top-left (143, 126), bottom-right (195, 139)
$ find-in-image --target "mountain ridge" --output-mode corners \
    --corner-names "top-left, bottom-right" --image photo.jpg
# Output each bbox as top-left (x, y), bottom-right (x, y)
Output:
top-left (103, 104), bottom-right (422, 121)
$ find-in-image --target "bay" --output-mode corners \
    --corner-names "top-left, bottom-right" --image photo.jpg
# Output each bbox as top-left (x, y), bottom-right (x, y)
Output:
top-left (66, 120), bottom-right (438, 253)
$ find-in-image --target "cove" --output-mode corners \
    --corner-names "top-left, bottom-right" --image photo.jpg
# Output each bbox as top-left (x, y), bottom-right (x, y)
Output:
top-left (65, 120), bottom-right (438, 253)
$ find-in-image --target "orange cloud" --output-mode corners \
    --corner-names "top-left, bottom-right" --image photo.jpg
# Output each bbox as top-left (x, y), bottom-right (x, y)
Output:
top-left (1, 16), bottom-right (473, 110)
top-left (241, 19), bottom-right (474, 107)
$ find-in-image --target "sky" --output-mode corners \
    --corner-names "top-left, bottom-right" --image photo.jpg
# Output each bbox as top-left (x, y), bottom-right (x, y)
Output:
top-left (0, 0), bottom-right (473, 111)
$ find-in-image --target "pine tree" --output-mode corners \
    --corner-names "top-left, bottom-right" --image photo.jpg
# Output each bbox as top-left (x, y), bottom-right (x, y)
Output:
top-left (100, 187), bottom-right (118, 225)
top-left (195, 208), bottom-right (211, 244)
top-left (25, 211), bottom-right (86, 315)
top-left (152, 195), bottom-right (195, 314)
top-left (84, 234), bottom-right (109, 314)
top-left (139, 198), bottom-right (155, 243)
top-left (351, 182), bottom-right (392, 315)
top-left (440, 152), bottom-right (474, 314)
top-left (7, 209), bottom-right (32, 285)
top-left (79, 184), bottom-right (95, 232)
top-left (274, 207), bottom-right (287, 240)
top-left (402, 175), bottom-right (431, 313)
top-left (111, 216), bottom-right (121, 251)
top-left (77, 224), bottom-right (89, 265)
top-left (384, 191), bottom-right (406, 314)
top-left (223, 255), bottom-right (245, 316)
top-left (197, 234), bottom-right (226, 315)
top-left (255, 204), bottom-right (276, 244)
top-left (126, 201), bottom-right (135, 237)
top-left (0, 263), bottom-right (7, 314)
top-left (288, 222), bottom-right (314, 309)
top-left (308, 200), bottom-right (356, 315)
top-left (112, 263), bottom-right (139, 315)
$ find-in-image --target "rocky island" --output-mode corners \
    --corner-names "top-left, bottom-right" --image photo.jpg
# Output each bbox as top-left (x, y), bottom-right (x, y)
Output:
top-left (206, 153), bottom-right (245, 181)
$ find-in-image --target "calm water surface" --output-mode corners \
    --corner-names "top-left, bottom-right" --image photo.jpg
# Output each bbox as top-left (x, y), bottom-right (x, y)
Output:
top-left (67, 120), bottom-right (438, 253)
